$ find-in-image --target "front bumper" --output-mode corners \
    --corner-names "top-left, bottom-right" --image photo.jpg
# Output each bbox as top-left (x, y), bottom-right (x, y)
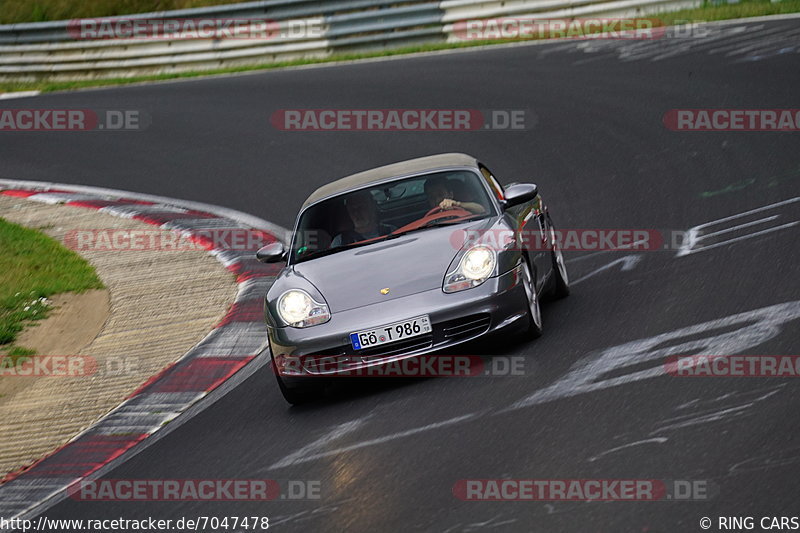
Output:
top-left (268, 263), bottom-right (528, 383)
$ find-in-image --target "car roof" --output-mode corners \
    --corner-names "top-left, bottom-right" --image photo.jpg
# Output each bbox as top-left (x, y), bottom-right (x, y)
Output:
top-left (302, 153), bottom-right (480, 208)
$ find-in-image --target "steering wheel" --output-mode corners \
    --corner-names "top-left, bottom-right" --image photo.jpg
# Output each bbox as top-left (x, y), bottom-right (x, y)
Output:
top-left (425, 206), bottom-right (446, 217)
top-left (425, 205), bottom-right (473, 218)
top-left (391, 206), bottom-right (474, 236)
top-left (422, 207), bottom-right (471, 227)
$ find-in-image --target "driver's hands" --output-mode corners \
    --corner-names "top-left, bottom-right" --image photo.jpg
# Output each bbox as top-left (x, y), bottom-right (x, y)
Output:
top-left (439, 198), bottom-right (461, 210)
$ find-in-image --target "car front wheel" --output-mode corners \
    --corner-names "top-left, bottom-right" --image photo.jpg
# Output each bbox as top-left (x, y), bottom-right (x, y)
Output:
top-left (549, 221), bottom-right (570, 299)
top-left (521, 261), bottom-right (543, 339)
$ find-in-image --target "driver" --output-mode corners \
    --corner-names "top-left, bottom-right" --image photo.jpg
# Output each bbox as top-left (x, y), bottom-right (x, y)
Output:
top-left (424, 176), bottom-right (486, 215)
top-left (331, 190), bottom-right (395, 247)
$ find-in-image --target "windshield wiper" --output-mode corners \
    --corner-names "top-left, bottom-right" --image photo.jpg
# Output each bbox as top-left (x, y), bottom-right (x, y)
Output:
top-left (294, 239), bottom-right (377, 262)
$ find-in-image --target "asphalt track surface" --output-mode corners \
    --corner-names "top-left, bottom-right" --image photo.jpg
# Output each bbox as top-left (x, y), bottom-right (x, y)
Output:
top-left (2, 17), bottom-right (800, 532)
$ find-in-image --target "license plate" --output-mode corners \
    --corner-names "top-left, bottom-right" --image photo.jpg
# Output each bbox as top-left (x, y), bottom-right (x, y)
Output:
top-left (350, 315), bottom-right (432, 350)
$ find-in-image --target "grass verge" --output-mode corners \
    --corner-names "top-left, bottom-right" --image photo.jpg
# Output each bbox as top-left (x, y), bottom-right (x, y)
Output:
top-left (0, 0), bottom-right (798, 94)
top-left (658, 0), bottom-right (800, 23)
top-left (0, 218), bottom-right (103, 350)
top-left (1, 346), bottom-right (36, 368)
top-left (1, 0), bottom-right (247, 25)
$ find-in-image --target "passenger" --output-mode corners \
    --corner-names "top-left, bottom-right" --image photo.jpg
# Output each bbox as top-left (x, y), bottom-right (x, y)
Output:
top-left (331, 190), bottom-right (395, 246)
top-left (424, 176), bottom-right (486, 215)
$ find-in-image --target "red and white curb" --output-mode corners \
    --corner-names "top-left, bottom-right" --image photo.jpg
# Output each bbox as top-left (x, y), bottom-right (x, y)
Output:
top-left (0, 180), bottom-right (286, 521)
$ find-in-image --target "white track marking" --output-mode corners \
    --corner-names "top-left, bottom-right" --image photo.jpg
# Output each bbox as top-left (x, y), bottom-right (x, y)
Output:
top-left (0, 91), bottom-right (40, 100)
top-left (570, 254), bottom-right (642, 285)
top-left (681, 222), bottom-right (798, 256)
top-left (564, 236), bottom-right (651, 264)
top-left (265, 297), bottom-right (799, 468)
top-left (269, 417), bottom-right (371, 470)
top-left (507, 300), bottom-right (800, 411)
top-left (698, 214), bottom-right (779, 240)
top-left (271, 300), bottom-right (800, 469)
top-left (693, 196), bottom-right (799, 229)
top-left (677, 196), bottom-right (800, 257)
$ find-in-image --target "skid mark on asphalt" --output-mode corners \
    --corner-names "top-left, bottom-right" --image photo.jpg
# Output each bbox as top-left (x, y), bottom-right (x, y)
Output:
top-left (587, 437), bottom-right (669, 463)
top-left (442, 515), bottom-right (518, 532)
top-left (649, 385), bottom-right (784, 435)
top-left (699, 166), bottom-right (800, 198)
top-left (585, 386), bottom-right (784, 465)
top-left (545, 21), bottom-right (800, 64)
top-left (727, 446), bottom-right (800, 476)
top-left (266, 499), bottom-right (356, 529)
top-left (268, 412), bottom-right (482, 470)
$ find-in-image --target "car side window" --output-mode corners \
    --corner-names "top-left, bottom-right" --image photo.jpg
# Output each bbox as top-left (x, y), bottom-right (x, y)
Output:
top-left (479, 165), bottom-right (504, 201)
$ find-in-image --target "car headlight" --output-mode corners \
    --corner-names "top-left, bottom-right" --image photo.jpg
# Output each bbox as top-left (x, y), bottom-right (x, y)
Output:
top-left (443, 245), bottom-right (497, 293)
top-left (277, 289), bottom-right (331, 327)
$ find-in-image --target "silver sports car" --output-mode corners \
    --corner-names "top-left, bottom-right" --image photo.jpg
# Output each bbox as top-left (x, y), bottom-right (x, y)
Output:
top-left (257, 153), bottom-right (569, 404)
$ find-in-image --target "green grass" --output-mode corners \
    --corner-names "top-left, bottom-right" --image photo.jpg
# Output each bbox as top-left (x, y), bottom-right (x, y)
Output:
top-left (1, 0), bottom-right (248, 25)
top-left (2, 0), bottom-right (796, 24)
top-left (0, 0), bottom-right (798, 94)
top-left (1, 345), bottom-right (36, 367)
top-left (0, 218), bottom-right (103, 346)
top-left (658, 0), bottom-right (800, 24)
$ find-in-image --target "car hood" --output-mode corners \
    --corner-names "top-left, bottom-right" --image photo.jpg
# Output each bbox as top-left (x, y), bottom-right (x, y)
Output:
top-left (287, 218), bottom-right (496, 313)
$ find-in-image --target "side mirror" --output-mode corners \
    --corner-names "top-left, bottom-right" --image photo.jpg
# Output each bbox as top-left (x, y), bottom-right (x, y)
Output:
top-left (256, 242), bottom-right (287, 263)
top-left (502, 183), bottom-right (538, 210)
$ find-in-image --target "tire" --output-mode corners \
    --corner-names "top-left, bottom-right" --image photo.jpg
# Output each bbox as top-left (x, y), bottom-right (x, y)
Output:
top-left (274, 364), bottom-right (318, 405)
top-left (548, 219), bottom-right (570, 299)
top-left (521, 261), bottom-right (543, 339)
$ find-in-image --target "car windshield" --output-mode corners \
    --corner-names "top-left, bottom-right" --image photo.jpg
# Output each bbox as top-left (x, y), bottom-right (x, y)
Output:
top-left (291, 170), bottom-right (497, 263)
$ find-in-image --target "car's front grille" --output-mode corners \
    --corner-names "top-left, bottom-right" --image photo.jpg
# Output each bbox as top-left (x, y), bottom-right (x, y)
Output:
top-left (440, 314), bottom-right (491, 342)
top-left (304, 314), bottom-right (491, 365)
